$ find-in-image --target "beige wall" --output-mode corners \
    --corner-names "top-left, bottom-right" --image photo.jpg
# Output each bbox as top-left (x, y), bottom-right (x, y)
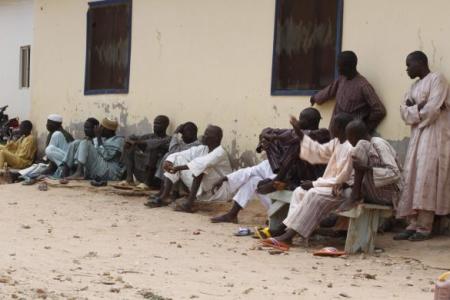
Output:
top-left (30, 0), bottom-right (450, 166)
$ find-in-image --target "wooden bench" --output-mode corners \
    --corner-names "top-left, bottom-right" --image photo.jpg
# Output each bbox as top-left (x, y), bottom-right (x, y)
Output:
top-left (268, 190), bottom-right (393, 254)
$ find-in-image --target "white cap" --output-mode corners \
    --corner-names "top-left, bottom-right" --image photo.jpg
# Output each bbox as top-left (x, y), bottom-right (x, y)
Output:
top-left (48, 114), bottom-right (63, 123)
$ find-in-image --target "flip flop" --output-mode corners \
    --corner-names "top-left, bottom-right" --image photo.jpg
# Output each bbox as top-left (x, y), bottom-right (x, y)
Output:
top-left (134, 183), bottom-right (150, 191)
top-left (313, 247), bottom-right (346, 257)
top-left (253, 227), bottom-right (272, 240)
top-left (234, 227), bottom-right (252, 236)
top-left (260, 238), bottom-right (290, 251)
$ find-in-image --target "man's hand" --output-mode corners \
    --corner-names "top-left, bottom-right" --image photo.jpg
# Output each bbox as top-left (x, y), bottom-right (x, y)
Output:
top-left (163, 161), bottom-right (174, 173)
top-left (174, 123), bottom-right (185, 134)
top-left (405, 98), bottom-right (416, 107)
top-left (212, 177), bottom-right (228, 194)
top-left (289, 116), bottom-right (304, 140)
top-left (310, 96), bottom-right (316, 106)
top-left (300, 180), bottom-right (313, 190)
top-left (418, 101), bottom-right (426, 111)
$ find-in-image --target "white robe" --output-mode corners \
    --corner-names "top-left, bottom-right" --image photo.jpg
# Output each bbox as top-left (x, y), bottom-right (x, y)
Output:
top-left (398, 72), bottom-right (450, 217)
top-left (226, 159), bottom-right (275, 209)
top-left (164, 145), bottom-right (232, 201)
top-left (45, 131), bottom-right (71, 166)
top-left (283, 136), bottom-right (354, 238)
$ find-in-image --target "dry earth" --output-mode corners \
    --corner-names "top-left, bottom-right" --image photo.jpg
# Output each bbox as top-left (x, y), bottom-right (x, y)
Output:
top-left (0, 181), bottom-right (449, 300)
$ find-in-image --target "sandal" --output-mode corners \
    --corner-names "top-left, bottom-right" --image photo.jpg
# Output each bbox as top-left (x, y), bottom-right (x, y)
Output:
top-left (144, 197), bottom-right (169, 208)
top-left (393, 229), bottom-right (416, 240)
top-left (253, 227), bottom-right (272, 240)
top-left (408, 232), bottom-right (431, 241)
top-left (313, 247), bottom-right (346, 257)
top-left (135, 183), bottom-right (150, 191)
top-left (260, 238), bottom-right (290, 251)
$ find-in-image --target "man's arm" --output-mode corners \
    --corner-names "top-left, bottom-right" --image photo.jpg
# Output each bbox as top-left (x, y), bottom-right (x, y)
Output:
top-left (311, 79), bottom-right (340, 105)
top-left (362, 84), bottom-right (387, 131)
top-left (417, 74), bottom-right (449, 128)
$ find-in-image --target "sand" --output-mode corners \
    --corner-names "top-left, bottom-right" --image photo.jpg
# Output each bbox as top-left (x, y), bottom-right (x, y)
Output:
top-left (0, 181), bottom-right (448, 300)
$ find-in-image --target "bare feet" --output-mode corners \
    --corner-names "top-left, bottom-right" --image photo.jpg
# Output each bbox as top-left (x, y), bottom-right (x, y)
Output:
top-left (210, 214), bottom-right (238, 224)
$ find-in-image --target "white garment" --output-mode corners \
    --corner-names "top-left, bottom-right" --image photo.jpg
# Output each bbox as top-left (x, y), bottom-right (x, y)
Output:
top-left (164, 145), bottom-right (232, 200)
top-left (226, 159), bottom-right (275, 209)
top-left (48, 114), bottom-right (63, 123)
top-left (283, 136), bottom-right (354, 237)
top-left (45, 131), bottom-right (71, 166)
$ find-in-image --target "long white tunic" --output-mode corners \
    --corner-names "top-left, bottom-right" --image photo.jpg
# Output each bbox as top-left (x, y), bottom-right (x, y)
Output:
top-left (164, 145), bottom-right (232, 200)
top-left (398, 72), bottom-right (450, 217)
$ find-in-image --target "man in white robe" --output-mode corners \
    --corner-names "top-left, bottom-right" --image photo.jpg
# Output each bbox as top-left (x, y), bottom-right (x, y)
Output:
top-left (395, 51), bottom-right (450, 241)
top-left (43, 114), bottom-right (74, 174)
top-left (148, 125), bottom-right (232, 212)
top-left (209, 108), bottom-right (329, 224)
top-left (264, 113), bottom-right (354, 248)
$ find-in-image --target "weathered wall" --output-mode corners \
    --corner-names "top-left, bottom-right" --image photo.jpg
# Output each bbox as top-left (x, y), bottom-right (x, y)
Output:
top-left (30, 0), bottom-right (450, 166)
top-left (0, 0), bottom-right (34, 120)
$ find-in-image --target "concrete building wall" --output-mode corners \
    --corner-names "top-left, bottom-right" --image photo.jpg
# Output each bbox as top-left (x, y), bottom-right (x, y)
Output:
top-left (0, 0), bottom-right (34, 120)
top-left (30, 0), bottom-right (450, 166)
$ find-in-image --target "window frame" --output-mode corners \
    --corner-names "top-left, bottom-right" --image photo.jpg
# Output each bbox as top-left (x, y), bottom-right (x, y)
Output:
top-left (270, 0), bottom-right (344, 96)
top-left (84, 0), bottom-right (133, 96)
top-left (19, 45), bottom-right (31, 89)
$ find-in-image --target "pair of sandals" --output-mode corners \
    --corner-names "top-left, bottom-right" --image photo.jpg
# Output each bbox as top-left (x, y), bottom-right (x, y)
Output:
top-left (393, 230), bottom-right (431, 241)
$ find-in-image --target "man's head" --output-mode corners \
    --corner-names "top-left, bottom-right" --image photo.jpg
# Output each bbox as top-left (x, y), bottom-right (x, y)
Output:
top-left (46, 114), bottom-right (63, 133)
top-left (406, 51), bottom-right (429, 79)
top-left (299, 107), bottom-right (321, 130)
top-left (153, 115), bottom-right (170, 137)
top-left (345, 120), bottom-right (370, 147)
top-left (19, 120), bottom-right (33, 136)
top-left (100, 118), bottom-right (118, 138)
top-left (338, 51), bottom-right (358, 78)
top-left (202, 125), bottom-right (223, 148)
top-left (181, 122), bottom-right (198, 144)
top-left (84, 117), bottom-right (99, 138)
top-left (331, 113), bottom-right (354, 141)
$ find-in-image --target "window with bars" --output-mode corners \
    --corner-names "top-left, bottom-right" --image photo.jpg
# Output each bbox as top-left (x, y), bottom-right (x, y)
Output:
top-left (271, 0), bottom-right (343, 96)
top-left (84, 0), bottom-right (132, 95)
top-left (19, 45), bottom-right (31, 89)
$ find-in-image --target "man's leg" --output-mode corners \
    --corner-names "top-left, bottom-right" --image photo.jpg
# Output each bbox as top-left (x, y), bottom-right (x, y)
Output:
top-left (45, 145), bottom-right (67, 168)
top-left (405, 210), bottom-right (435, 241)
top-left (0, 150), bottom-right (27, 169)
top-left (122, 146), bottom-right (137, 184)
top-left (66, 140), bottom-right (101, 180)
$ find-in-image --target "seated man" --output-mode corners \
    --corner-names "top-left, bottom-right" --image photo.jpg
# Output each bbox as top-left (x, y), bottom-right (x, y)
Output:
top-left (60, 117), bottom-right (100, 177)
top-left (155, 122), bottom-right (201, 180)
top-left (122, 115), bottom-right (171, 189)
top-left (43, 114), bottom-right (74, 174)
top-left (264, 113), bottom-right (354, 249)
top-left (150, 125), bottom-right (232, 212)
top-left (0, 120), bottom-right (36, 169)
top-left (339, 120), bottom-right (401, 212)
top-left (65, 118), bottom-right (124, 181)
top-left (209, 108), bottom-right (330, 224)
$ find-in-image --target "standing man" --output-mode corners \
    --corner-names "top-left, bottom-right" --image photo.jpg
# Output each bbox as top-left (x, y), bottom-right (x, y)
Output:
top-left (311, 51), bottom-right (386, 133)
top-left (395, 51), bottom-right (450, 241)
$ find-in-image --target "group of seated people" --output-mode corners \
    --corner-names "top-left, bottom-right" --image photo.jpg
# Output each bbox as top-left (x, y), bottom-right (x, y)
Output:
top-left (1, 49), bottom-right (447, 247)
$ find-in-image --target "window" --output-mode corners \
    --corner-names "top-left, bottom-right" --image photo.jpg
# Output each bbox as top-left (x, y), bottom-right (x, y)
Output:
top-left (271, 0), bottom-right (343, 95)
top-left (19, 46), bottom-right (31, 88)
top-left (84, 0), bottom-right (132, 95)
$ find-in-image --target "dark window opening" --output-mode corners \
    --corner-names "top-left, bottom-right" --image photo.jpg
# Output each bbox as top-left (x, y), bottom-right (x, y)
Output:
top-left (85, 0), bottom-right (132, 95)
top-left (271, 0), bottom-right (343, 96)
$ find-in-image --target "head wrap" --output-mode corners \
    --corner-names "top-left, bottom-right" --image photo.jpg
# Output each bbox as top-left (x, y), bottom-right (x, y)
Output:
top-left (48, 114), bottom-right (63, 123)
top-left (101, 118), bottom-right (118, 131)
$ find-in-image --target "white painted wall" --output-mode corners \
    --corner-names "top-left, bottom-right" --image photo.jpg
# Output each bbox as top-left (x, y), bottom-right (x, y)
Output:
top-left (0, 0), bottom-right (34, 121)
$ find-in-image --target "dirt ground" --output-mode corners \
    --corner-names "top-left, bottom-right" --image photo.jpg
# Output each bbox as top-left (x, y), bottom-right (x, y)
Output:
top-left (0, 181), bottom-right (449, 300)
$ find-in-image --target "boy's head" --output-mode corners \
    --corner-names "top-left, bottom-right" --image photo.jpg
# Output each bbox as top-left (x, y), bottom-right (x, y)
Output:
top-left (331, 113), bottom-right (354, 141)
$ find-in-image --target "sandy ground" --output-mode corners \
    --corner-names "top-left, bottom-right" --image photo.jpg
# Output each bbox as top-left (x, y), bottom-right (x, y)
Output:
top-left (0, 181), bottom-right (449, 300)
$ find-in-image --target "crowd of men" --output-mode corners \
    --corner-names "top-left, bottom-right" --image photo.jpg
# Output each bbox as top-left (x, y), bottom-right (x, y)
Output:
top-left (1, 50), bottom-right (449, 249)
